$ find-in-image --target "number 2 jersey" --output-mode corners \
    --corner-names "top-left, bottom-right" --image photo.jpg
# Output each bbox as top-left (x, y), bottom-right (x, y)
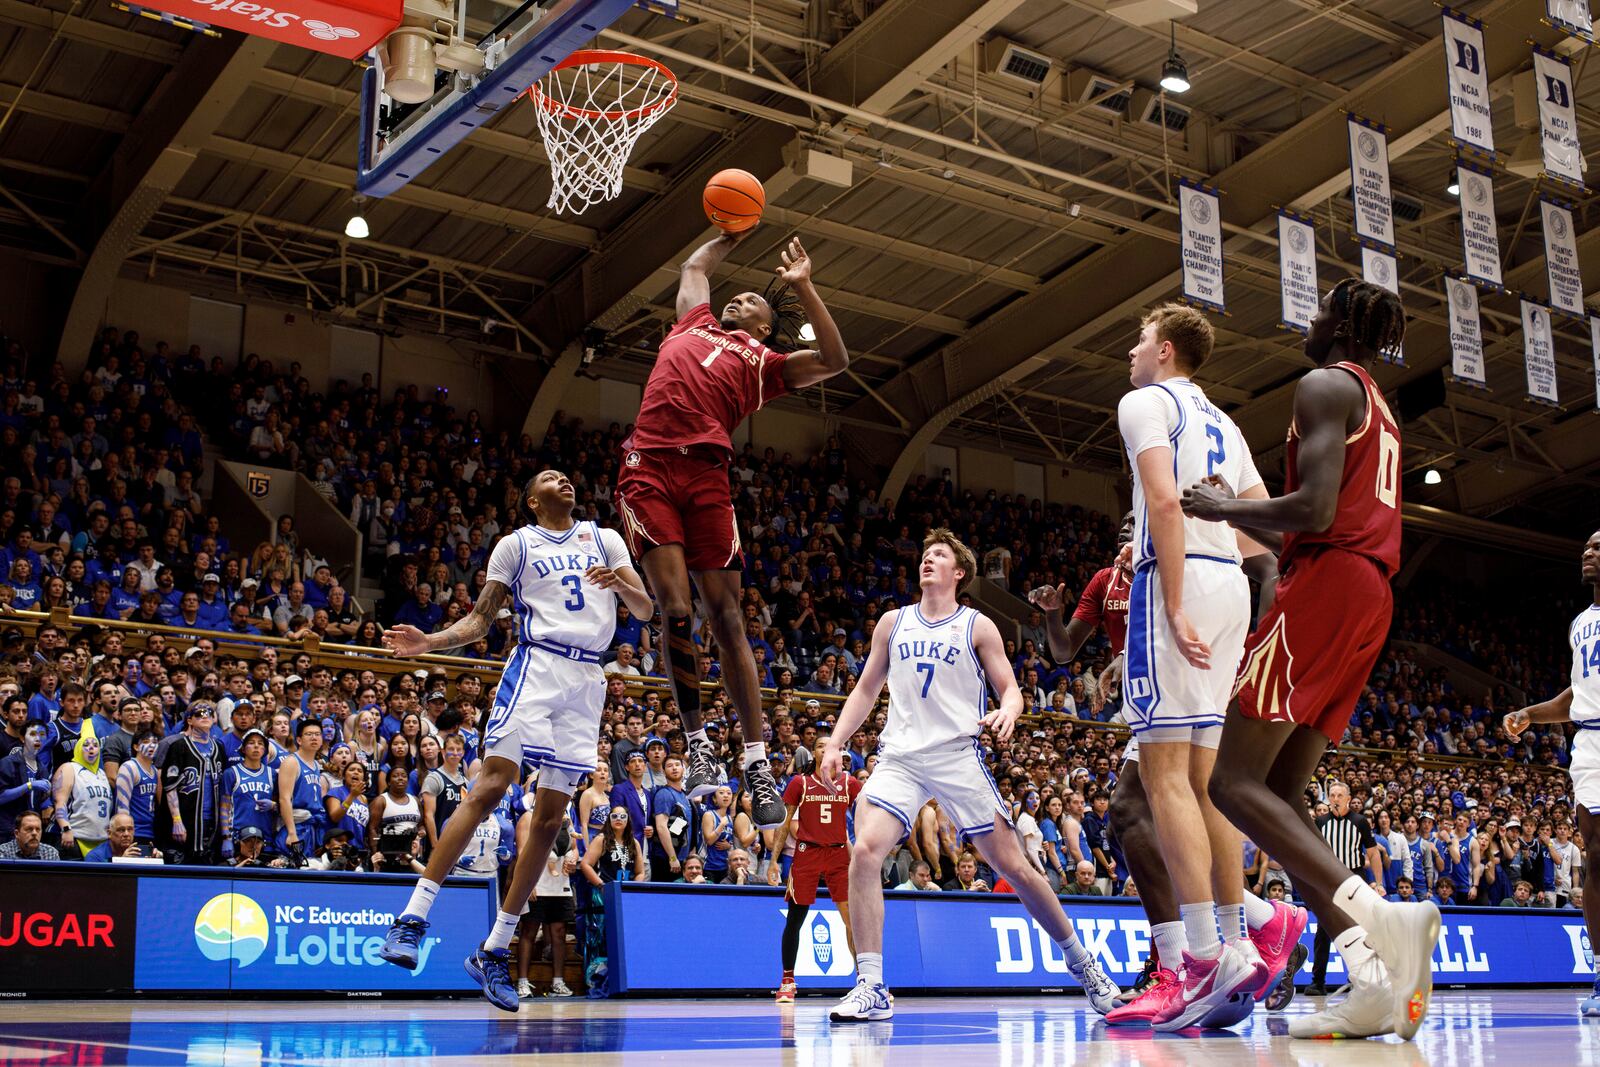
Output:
top-left (1280, 361), bottom-right (1401, 578)
top-left (484, 521), bottom-right (632, 652)
top-left (629, 303), bottom-right (790, 454)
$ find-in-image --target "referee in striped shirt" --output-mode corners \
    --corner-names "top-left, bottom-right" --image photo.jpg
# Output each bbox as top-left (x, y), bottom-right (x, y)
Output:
top-left (1308, 781), bottom-right (1385, 995)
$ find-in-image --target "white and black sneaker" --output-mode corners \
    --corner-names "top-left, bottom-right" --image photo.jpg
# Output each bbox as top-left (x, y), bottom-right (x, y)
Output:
top-left (746, 759), bottom-right (786, 828)
top-left (831, 979), bottom-right (893, 1022)
top-left (685, 739), bottom-right (721, 800)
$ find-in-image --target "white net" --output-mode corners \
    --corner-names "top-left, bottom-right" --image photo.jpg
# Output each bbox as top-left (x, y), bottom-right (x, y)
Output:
top-left (529, 52), bottom-right (678, 215)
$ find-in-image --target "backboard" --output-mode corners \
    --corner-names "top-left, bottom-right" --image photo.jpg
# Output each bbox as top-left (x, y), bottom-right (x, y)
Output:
top-left (357, 0), bottom-right (641, 197)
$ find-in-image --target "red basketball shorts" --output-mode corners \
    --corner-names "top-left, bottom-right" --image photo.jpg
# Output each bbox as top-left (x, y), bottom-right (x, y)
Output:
top-left (1234, 545), bottom-right (1392, 743)
top-left (788, 841), bottom-right (850, 906)
top-left (614, 447), bottom-right (741, 571)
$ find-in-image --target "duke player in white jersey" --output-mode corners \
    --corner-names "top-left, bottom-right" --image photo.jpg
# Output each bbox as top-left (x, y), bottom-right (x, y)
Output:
top-left (1116, 304), bottom-right (1276, 1031)
top-left (378, 470), bottom-right (653, 1011)
top-left (1504, 527), bottom-right (1600, 1017)
top-left (822, 529), bottom-right (1120, 1022)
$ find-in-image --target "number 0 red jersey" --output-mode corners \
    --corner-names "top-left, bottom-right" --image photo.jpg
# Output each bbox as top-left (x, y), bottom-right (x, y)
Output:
top-left (783, 772), bottom-right (861, 847)
top-left (629, 303), bottom-right (790, 454)
top-left (1280, 361), bottom-right (1402, 577)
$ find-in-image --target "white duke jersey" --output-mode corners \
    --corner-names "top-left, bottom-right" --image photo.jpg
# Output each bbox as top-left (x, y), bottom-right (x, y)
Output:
top-left (1119, 377), bottom-right (1263, 569)
top-left (1569, 604), bottom-right (1600, 725)
top-left (486, 521), bottom-right (632, 652)
top-left (879, 605), bottom-right (987, 756)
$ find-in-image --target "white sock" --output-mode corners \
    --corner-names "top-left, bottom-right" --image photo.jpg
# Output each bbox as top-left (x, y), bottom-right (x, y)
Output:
top-left (1334, 875), bottom-right (1386, 930)
top-left (1181, 901), bottom-right (1220, 957)
top-left (1334, 925), bottom-right (1376, 970)
top-left (1152, 921), bottom-right (1187, 969)
top-left (1056, 934), bottom-right (1093, 970)
top-left (1217, 903), bottom-right (1246, 943)
top-left (483, 909), bottom-right (521, 953)
top-left (402, 878), bottom-right (441, 921)
top-left (857, 951), bottom-right (883, 985)
top-left (1242, 890), bottom-right (1276, 930)
top-left (687, 727), bottom-right (708, 745)
top-left (743, 741), bottom-right (767, 768)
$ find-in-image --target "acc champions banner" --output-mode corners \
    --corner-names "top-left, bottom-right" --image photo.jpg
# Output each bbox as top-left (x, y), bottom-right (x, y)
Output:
top-left (604, 884), bottom-right (1599, 995)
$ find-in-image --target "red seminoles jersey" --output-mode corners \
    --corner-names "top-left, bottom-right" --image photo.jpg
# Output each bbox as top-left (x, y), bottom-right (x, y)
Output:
top-left (630, 303), bottom-right (790, 454)
top-left (1072, 564), bottom-right (1131, 655)
top-left (783, 772), bottom-right (861, 846)
top-left (1280, 361), bottom-right (1402, 577)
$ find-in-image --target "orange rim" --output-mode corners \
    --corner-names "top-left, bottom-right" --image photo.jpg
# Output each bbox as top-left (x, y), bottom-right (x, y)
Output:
top-left (525, 49), bottom-right (678, 122)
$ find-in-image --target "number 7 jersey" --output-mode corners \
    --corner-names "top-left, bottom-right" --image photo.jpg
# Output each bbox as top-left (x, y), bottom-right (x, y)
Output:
top-left (1280, 361), bottom-right (1402, 577)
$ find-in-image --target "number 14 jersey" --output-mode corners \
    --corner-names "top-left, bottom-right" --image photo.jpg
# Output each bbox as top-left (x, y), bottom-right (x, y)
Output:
top-left (1280, 361), bottom-right (1402, 577)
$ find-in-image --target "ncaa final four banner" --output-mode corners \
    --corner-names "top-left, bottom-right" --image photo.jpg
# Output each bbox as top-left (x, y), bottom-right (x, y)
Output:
top-left (1445, 276), bottom-right (1488, 387)
top-left (1547, 0), bottom-right (1594, 37)
top-left (1178, 178), bottom-right (1224, 312)
top-left (1522, 299), bottom-right (1560, 405)
top-left (1441, 9), bottom-right (1495, 156)
top-left (1533, 47), bottom-right (1584, 188)
top-left (1456, 163), bottom-right (1503, 290)
top-left (1347, 116), bottom-right (1395, 250)
top-left (1361, 246), bottom-right (1404, 364)
top-left (1542, 198), bottom-right (1585, 317)
top-left (1276, 210), bottom-right (1318, 333)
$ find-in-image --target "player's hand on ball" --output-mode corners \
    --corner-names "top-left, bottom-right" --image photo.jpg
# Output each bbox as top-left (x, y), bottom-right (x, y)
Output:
top-left (981, 704), bottom-right (1021, 743)
top-left (1028, 583), bottom-right (1067, 614)
top-left (383, 624), bottom-right (431, 657)
top-left (1180, 477), bottom-right (1233, 521)
top-left (776, 238), bottom-right (812, 286)
top-left (1167, 608), bottom-right (1212, 669)
top-left (1502, 709), bottom-right (1531, 740)
top-left (584, 565), bottom-right (624, 590)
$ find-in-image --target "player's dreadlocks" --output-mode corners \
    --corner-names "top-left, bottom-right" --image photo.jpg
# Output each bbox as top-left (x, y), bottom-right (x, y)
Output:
top-left (760, 278), bottom-right (806, 352)
top-left (1329, 277), bottom-right (1405, 360)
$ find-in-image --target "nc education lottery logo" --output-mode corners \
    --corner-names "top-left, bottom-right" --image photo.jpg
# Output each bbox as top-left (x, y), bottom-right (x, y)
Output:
top-left (191, 892), bottom-right (440, 971)
top-left (193, 893), bottom-right (269, 966)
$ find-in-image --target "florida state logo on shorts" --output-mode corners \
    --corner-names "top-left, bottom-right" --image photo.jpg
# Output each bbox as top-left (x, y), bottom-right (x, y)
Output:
top-left (625, 450), bottom-right (641, 467)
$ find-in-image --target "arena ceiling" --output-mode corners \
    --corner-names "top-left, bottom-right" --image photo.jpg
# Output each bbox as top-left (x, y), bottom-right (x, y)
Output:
top-left (1, 0), bottom-right (1598, 539)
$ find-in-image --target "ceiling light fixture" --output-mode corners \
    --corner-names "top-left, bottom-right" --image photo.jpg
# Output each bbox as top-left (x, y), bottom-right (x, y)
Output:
top-left (1446, 176), bottom-right (1460, 197)
top-left (798, 322), bottom-right (817, 343)
top-left (345, 194), bottom-right (370, 240)
top-left (1159, 22), bottom-right (1190, 94)
top-left (1423, 468), bottom-right (1443, 485)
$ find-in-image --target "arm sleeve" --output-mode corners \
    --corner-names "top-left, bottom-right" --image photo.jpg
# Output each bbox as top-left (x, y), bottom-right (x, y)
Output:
top-left (1071, 569), bottom-right (1111, 627)
top-left (600, 528), bottom-right (633, 570)
top-left (484, 533), bottom-right (522, 588)
top-left (1117, 388), bottom-right (1175, 458)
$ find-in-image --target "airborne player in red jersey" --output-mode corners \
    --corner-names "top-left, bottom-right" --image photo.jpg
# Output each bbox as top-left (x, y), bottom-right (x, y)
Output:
top-left (767, 733), bottom-right (862, 1003)
top-left (1184, 279), bottom-right (1440, 1042)
top-left (615, 230), bottom-right (849, 829)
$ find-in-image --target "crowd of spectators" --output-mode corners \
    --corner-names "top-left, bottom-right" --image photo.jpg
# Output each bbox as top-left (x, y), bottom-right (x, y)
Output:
top-left (0, 327), bottom-right (1589, 997)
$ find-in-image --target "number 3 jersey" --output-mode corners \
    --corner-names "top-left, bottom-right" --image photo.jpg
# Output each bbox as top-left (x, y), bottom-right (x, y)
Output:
top-left (485, 521), bottom-right (632, 652)
top-left (879, 605), bottom-right (987, 756)
top-left (1120, 377), bottom-right (1262, 570)
top-left (1280, 361), bottom-right (1402, 578)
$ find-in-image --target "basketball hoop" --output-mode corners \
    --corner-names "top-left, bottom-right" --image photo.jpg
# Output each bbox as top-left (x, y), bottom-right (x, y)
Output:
top-left (526, 50), bottom-right (678, 215)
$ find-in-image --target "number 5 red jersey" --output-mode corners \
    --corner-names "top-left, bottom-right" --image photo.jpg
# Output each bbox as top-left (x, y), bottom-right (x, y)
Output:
top-left (1280, 361), bottom-right (1402, 577)
top-left (783, 772), bottom-right (861, 847)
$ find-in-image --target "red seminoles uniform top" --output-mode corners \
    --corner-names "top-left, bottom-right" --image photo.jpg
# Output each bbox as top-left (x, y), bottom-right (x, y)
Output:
top-left (1072, 564), bottom-right (1131, 655)
top-left (1280, 361), bottom-right (1402, 577)
top-left (782, 772), bottom-right (861, 846)
top-left (629, 303), bottom-right (790, 454)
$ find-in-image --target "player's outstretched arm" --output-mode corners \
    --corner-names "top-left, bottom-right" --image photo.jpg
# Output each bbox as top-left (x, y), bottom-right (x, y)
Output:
top-left (972, 614), bottom-right (1024, 744)
top-left (678, 232), bottom-right (748, 319)
top-left (1182, 369), bottom-right (1358, 534)
top-left (775, 239), bottom-right (849, 390)
top-left (1028, 582), bottom-right (1096, 666)
top-left (821, 611), bottom-right (894, 777)
top-left (384, 581), bottom-right (509, 656)
top-left (1503, 688), bottom-right (1574, 739)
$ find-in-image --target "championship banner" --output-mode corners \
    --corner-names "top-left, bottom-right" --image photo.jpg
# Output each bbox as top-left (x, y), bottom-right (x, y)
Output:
top-left (1277, 210), bottom-right (1318, 333)
top-left (1178, 179), bottom-right (1224, 312)
top-left (1441, 9), bottom-right (1495, 156)
top-left (1445, 276), bottom-right (1488, 387)
top-left (1362, 246), bottom-right (1404, 364)
top-left (1522, 299), bottom-right (1560, 405)
top-left (1347, 116), bottom-right (1395, 249)
top-left (1533, 48), bottom-right (1583, 188)
top-left (1542, 198), bottom-right (1585, 317)
top-left (1547, 0), bottom-right (1594, 40)
top-left (1457, 164), bottom-right (1503, 289)
top-left (1591, 315), bottom-right (1600, 412)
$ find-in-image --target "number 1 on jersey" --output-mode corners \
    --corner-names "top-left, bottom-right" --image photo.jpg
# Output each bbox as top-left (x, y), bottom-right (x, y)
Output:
top-left (916, 662), bottom-right (935, 699)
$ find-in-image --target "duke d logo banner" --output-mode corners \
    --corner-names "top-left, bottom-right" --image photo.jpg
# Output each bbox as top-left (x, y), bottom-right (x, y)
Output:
top-left (1532, 48), bottom-right (1583, 188)
top-left (1441, 10), bottom-right (1495, 156)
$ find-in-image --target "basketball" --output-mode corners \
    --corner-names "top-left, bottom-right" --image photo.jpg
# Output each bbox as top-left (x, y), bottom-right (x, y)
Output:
top-left (703, 169), bottom-right (764, 232)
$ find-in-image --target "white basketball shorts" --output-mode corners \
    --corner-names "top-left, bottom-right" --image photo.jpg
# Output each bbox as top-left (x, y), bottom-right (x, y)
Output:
top-left (1124, 557), bottom-right (1249, 746)
top-left (862, 741), bottom-right (1013, 844)
top-left (484, 643), bottom-right (604, 796)
top-left (1571, 728), bottom-right (1600, 815)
